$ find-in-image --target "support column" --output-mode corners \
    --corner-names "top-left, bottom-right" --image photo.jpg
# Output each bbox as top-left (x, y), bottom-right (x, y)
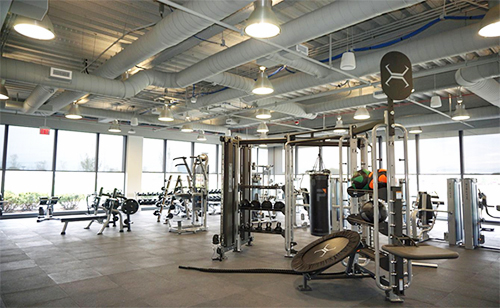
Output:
top-left (125, 136), bottom-right (143, 198)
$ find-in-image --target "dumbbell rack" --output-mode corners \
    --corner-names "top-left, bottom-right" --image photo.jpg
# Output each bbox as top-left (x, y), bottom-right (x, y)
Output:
top-left (135, 192), bottom-right (161, 206)
top-left (239, 203), bottom-right (286, 236)
top-left (207, 189), bottom-right (222, 215)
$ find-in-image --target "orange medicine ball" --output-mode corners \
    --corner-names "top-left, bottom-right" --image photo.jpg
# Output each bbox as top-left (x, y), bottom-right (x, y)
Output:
top-left (368, 169), bottom-right (387, 189)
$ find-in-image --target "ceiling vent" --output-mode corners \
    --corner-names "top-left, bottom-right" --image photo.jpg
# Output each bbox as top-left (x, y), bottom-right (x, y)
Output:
top-left (50, 67), bottom-right (72, 81)
top-left (295, 44), bottom-right (308, 56)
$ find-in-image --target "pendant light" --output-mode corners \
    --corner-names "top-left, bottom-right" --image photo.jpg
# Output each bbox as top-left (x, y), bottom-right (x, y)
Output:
top-left (452, 103), bottom-right (470, 121)
top-left (257, 122), bottom-right (269, 133)
top-left (244, 0), bottom-right (281, 39)
top-left (130, 116), bottom-right (138, 126)
top-left (65, 103), bottom-right (82, 120)
top-left (0, 83), bottom-right (9, 100)
top-left (409, 127), bottom-right (422, 134)
top-left (340, 28), bottom-right (356, 70)
top-left (252, 66), bottom-right (274, 95)
top-left (354, 106), bottom-right (370, 120)
top-left (181, 123), bottom-right (194, 133)
top-left (158, 105), bottom-right (174, 122)
top-left (334, 115), bottom-right (348, 134)
top-left (256, 109), bottom-right (271, 119)
top-left (13, 15), bottom-right (55, 40)
top-left (197, 130), bottom-right (207, 141)
top-left (430, 74), bottom-right (442, 108)
top-left (259, 132), bottom-right (268, 148)
top-left (108, 120), bottom-right (121, 133)
top-left (478, 4), bottom-right (500, 37)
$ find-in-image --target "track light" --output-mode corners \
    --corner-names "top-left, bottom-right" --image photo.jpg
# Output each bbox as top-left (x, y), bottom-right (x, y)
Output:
top-left (257, 122), bottom-right (269, 133)
top-left (478, 4), bottom-right (500, 37)
top-left (130, 116), bottom-right (138, 126)
top-left (452, 103), bottom-right (470, 121)
top-left (244, 0), bottom-right (281, 38)
top-left (0, 84), bottom-right (9, 100)
top-left (181, 123), bottom-right (194, 133)
top-left (108, 120), bottom-right (121, 133)
top-left (65, 103), bottom-right (82, 120)
top-left (409, 127), bottom-right (422, 134)
top-left (128, 128), bottom-right (136, 134)
top-left (354, 106), bottom-right (370, 120)
top-left (197, 130), bottom-right (207, 141)
top-left (256, 109), bottom-right (271, 119)
top-left (340, 51), bottom-right (356, 71)
top-left (13, 15), bottom-right (55, 40)
top-left (158, 106), bottom-right (174, 122)
top-left (252, 66), bottom-right (274, 95)
top-left (334, 116), bottom-right (348, 134)
top-left (430, 95), bottom-right (442, 108)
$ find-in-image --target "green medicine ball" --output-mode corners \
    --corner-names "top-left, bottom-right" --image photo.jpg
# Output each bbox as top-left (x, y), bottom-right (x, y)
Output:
top-left (351, 169), bottom-right (371, 190)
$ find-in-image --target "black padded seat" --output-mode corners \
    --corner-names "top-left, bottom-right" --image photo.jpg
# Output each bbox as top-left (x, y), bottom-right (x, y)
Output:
top-left (292, 230), bottom-right (360, 273)
top-left (60, 215), bottom-right (107, 222)
top-left (382, 245), bottom-right (459, 260)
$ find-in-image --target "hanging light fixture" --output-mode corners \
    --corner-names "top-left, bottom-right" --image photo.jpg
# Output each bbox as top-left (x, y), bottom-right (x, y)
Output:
top-left (334, 115), bottom-right (349, 134)
top-left (181, 123), bottom-right (194, 133)
top-left (409, 127), bottom-right (423, 134)
top-left (252, 66), bottom-right (274, 95)
top-left (13, 15), bottom-right (55, 40)
top-left (65, 103), bottom-right (82, 120)
top-left (340, 51), bottom-right (356, 71)
top-left (158, 105), bottom-right (174, 122)
top-left (259, 132), bottom-right (268, 147)
top-left (430, 95), bottom-right (442, 108)
top-left (108, 120), bottom-right (121, 133)
top-left (197, 130), bottom-right (207, 141)
top-left (478, 4), bottom-right (500, 37)
top-left (452, 103), bottom-right (470, 121)
top-left (130, 116), bottom-right (138, 126)
top-left (244, 0), bottom-right (281, 39)
top-left (0, 84), bottom-right (9, 100)
top-left (128, 128), bottom-right (136, 134)
top-left (353, 106), bottom-right (370, 120)
top-left (257, 122), bottom-right (269, 133)
top-left (256, 109), bottom-right (272, 119)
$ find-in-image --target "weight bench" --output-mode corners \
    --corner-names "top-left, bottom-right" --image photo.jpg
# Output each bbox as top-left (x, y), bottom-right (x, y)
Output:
top-left (60, 214), bottom-right (119, 235)
top-left (382, 245), bottom-right (459, 260)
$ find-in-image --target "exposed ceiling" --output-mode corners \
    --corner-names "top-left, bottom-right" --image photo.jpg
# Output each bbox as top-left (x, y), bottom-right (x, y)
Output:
top-left (0, 0), bottom-right (498, 138)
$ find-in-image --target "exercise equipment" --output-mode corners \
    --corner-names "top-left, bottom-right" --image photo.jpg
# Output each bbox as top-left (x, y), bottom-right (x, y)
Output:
top-left (360, 200), bottom-right (388, 223)
top-left (309, 172), bottom-right (331, 236)
top-left (351, 169), bottom-right (371, 190)
top-left (36, 196), bottom-right (60, 222)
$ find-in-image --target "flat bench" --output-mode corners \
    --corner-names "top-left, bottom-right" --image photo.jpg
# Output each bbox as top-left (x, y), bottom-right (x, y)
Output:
top-left (382, 245), bottom-right (459, 260)
top-left (60, 214), bottom-right (108, 235)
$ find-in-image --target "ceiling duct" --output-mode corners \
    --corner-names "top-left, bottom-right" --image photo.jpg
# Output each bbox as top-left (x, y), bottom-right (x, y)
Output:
top-left (455, 63), bottom-right (500, 107)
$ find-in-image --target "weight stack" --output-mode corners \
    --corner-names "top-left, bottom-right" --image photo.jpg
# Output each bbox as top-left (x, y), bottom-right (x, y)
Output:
top-left (310, 173), bottom-right (331, 236)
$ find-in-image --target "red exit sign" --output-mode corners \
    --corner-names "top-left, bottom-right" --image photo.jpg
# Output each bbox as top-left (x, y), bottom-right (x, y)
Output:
top-left (40, 128), bottom-right (50, 135)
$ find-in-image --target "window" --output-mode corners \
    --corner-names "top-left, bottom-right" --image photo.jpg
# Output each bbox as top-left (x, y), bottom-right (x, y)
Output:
top-left (98, 134), bottom-right (124, 172)
top-left (0, 125), bottom-right (4, 165)
top-left (258, 148), bottom-right (268, 166)
top-left (57, 131), bottom-right (96, 171)
top-left (142, 173), bottom-right (165, 192)
top-left (143, 138), bottom-right (164, 172)
top-left (297, 147), bottom-right (320, 174)
top-left (97, 172), bottom-right (124, 192)
top-left (54, 172), bottom-right (95, 211)
top-left (6, 126), bottom-right (54, 170)
top-left (194, 143), bottom-right (216, 173)
top-left (419, 136), bottom-right (459, 174)
top-left (464, 133), bottom-right (500, 174)
top-left (166, 140), bottom-right (191, 173)
top-left (4, 171), bottom-right (53, 213)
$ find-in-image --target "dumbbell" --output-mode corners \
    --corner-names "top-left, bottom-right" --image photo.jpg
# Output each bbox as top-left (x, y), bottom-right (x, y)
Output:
top-left (153, 210), bottom-right (160, 216)
top-left (274, 222), bottom-right (283, 233)
top-left (265, 222), bottom-right (272, 232)
top-left (261, 200), bottom-right (272, 210)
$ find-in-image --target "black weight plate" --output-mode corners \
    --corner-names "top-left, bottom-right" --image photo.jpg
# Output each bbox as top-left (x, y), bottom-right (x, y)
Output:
top-left (274, 201), bottom-right (285, 211)
top-left (261, 200), bottom-right (272, 210)
top-left (251, 200), bottom-right (261, 209)
top-left (291, 230), bottom-right (360, 274)
top-left (241, 199), bottom-right (251, 208)
top-left (122, 199), bottom-right (139, 215)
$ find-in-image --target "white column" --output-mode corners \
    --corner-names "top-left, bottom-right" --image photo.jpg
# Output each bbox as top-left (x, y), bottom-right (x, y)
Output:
top-left (125, 136), bottom-right (143, 198)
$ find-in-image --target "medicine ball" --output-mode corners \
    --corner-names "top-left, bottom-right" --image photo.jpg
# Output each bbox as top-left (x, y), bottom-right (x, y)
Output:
top-left (360, 200), bottom-right (388, 223)
top-left (351, 169), bottom-right (371, 190)
top-left (368, 169), bottom-right (387, 189)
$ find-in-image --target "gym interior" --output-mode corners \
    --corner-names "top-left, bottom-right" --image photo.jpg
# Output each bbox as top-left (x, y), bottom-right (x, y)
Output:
top-left (0, 0), bottom-right (499, 307)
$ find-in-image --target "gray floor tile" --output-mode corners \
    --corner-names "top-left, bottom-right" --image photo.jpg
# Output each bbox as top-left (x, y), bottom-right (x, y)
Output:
top-left (1, 286), bottom-right (67, 307)
top-left (0, 274), bottom-right (56, 294)
top-left (48, 267), bottom-right (102, 284)
top-left (58, 276), bottom-right (120, 296)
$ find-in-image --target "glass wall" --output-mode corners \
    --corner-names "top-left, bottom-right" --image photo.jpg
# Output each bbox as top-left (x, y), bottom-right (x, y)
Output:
top-left (142, 138), bottom-right (165, 192)
top-left (166, 140), bottom-right (191, 173)
top-left (1, 126), bottom-right (127, 214)
top-left (194, 143), bottom-right (218, 189)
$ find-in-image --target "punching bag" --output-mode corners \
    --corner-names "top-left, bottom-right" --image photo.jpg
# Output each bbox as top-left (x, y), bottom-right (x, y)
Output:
top-left (310, 173), bottom-right (331, 236)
